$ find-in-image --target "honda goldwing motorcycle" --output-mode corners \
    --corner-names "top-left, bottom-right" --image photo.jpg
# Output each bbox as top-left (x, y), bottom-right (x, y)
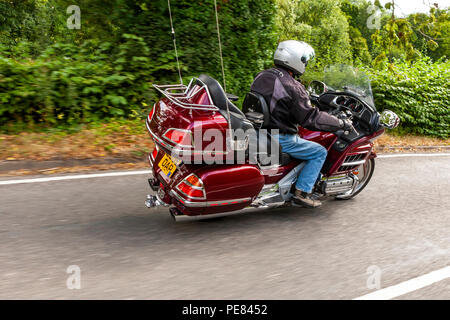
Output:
top-left (145, 65), bottom-right (400, 221)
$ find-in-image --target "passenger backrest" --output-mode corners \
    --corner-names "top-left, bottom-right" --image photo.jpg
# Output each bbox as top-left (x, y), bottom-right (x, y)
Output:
top-left (198, 74), bottom-right (244, 116)
top-left (242, 92), bottom-right (270, 128)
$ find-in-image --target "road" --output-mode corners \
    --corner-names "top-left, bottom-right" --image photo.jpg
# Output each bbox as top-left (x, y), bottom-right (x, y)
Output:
top-left (0, 155), bottom-right (449, 299)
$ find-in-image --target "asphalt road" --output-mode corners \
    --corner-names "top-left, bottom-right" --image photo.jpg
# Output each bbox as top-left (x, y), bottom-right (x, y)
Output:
top-left (0, 155), bottom-right (449, 299)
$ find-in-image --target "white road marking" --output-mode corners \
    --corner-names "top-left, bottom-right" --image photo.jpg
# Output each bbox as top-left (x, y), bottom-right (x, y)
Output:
top-left (0, 153), bottom-right (449, 186)
top-left (354, 266), bottom-right (450, 300)
top-left (0, 170), bottom-right (151, 185)
top-left (378, 153), bottom-right (450, 158)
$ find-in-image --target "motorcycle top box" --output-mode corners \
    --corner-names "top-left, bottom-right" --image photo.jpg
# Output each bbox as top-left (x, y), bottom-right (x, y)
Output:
top-left (146, 75), bottom-right (253, 164)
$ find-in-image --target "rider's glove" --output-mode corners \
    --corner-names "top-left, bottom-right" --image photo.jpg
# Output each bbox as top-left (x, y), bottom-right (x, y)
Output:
top-left (339, 119), bottom-right (354, 131)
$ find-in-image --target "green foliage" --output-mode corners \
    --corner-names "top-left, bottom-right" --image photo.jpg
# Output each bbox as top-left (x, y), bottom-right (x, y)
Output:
top-left (0, 0), bottom-right (449, 139)
top-left (0, 0), bottom-right (71, 57)
top-left (367, 57), bottom-right (449, 138)
top-left (408, 8), bottom-right (450, 61)
top-left (0, 34), bottom-right (155, 127)
top-left (0, 0), bottom-right (277, 128)
top-left (276, 0), bottom-right (353, 68)
top-left (372, 17), bottom-right (416, 66)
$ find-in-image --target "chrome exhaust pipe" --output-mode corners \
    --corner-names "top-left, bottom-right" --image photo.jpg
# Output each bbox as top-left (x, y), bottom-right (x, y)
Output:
top-left (170, 208), bottom-right (245, 222)
top-left (169, 203), bottom-right (285, 222)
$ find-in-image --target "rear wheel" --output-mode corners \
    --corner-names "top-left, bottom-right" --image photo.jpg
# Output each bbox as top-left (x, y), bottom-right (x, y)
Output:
top-left (335, 158), bottom-right (375, 200)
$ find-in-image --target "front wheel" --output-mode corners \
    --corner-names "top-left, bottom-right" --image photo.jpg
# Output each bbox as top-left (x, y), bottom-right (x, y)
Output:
top-left (335, 158), bottom-right (375, 200)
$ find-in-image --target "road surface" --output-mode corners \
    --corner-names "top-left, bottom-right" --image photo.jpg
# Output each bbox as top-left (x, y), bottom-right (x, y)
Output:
top-left (0, 155), bottom-right (449, 299)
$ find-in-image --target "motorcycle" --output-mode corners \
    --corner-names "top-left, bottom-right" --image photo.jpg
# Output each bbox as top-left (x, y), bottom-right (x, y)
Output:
top-left (145, 64), bottom-right (400, 221)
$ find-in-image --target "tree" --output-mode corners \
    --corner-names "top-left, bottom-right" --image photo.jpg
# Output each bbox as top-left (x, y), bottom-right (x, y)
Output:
top-left (276, 0), bottom-right (353, 69)
top-left (340, 0), bottom-right (379, 63)
top-left (409, 8), bottom-right (450, 61)
top-left (371, 1), bottom-right (416, 67)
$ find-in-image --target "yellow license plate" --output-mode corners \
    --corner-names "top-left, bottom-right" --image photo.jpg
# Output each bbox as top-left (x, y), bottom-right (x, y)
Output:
top-left (158, 154), bottom-right (177, 178)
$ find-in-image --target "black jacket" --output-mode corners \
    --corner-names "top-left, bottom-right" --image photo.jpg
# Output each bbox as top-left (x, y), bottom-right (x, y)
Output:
top-left (250, 67), bottom-right (342, 134)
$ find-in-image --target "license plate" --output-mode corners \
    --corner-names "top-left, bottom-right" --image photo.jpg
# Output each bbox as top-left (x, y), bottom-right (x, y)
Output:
top-left (158, 154), bottom-right (177, 178)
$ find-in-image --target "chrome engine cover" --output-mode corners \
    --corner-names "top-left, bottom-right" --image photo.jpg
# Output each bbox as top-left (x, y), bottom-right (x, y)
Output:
top-left (321, 175), bottom-right (355, 195)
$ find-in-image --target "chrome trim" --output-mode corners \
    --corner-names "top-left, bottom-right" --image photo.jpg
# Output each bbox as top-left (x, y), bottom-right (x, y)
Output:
top-left (162, 128), bottom-right (194, 149)
top-left (170, 201), bottom-right (285, 222)
top-left (153, 77), bottom-right (219, 111)
top-left (150, 103), bottom-right (156, 122)
top-left (321, 175), bottom-right (354, 195)
top-left (355, 143), bottom-right (371, 149)
top-left (149, 144), bottom-right (159, 163)
top-left (174, 185), bottom-right (206, 200)
top-left (335, 173), bottom-right (360, 198)
top-left (171, 209), bottom-right (243, 222)
top-left (148, 154), bottom-right (153, 166)
top-left (175, 173), bottom-right (207, 200)
top-left (170, 190), bottom-right (251, 208)
top-left (155, 192), bottom-right (170, 207)
top-left (146, 118), bottom-right (229, 156)
top-left (146, 118), bottom-right (174, 150)
top-left (341, 159), bottom-right (366, 166)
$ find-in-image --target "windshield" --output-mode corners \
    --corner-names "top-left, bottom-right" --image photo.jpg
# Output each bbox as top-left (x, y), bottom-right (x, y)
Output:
top-left (323, 64), bottom-right (375, 107)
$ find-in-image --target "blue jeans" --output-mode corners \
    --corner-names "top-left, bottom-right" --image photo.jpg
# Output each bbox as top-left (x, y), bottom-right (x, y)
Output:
top-left (273, 134), bottom-right (327, 193)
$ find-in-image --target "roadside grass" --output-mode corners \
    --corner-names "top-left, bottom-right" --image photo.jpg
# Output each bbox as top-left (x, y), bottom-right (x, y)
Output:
top-left (0, 119), bottom-right (448, 161)
top-left (0, 119), bottom-right (154, 161)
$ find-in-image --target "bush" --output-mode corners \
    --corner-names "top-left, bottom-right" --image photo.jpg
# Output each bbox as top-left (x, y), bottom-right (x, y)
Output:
top-left (367, 57), bottom-right (449, 138)
top-left (0, 35), bottom-right (159, 128)
top-left (0, 0), bottom-right (277, 130)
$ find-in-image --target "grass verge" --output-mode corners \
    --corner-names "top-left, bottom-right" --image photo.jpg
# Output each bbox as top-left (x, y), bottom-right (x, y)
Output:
top-left (0, 119), bottom-right (448, 161)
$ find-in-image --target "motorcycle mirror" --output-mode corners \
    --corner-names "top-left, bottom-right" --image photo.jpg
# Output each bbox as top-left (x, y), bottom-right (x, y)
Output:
top-left (307, 80), bottom-right (328, 97)
top-left (379, 110), bottom-right (400, 129)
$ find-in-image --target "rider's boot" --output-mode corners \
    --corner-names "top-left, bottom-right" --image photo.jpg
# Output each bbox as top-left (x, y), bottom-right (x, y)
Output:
top-left (293, 189), bottom-right (322, 208)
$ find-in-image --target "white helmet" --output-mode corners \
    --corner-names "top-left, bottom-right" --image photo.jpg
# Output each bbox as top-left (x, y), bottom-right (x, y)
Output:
top-left (274, 40), bottom-right (315, 76)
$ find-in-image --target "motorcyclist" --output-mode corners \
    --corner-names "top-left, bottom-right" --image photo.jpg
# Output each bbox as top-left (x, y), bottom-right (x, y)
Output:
top-left (250, 40), bottom-right (354, 208)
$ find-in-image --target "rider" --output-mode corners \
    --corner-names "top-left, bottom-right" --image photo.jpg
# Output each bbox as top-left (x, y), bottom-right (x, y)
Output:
top-left (250, 40), bottom-right (354, 208)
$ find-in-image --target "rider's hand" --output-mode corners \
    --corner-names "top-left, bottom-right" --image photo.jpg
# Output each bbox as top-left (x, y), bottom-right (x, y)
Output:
top-left (339, 119), bottom-right (354, 132)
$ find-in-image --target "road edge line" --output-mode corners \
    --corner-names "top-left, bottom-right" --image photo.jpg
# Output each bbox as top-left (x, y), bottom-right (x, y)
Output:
top-left (377, 153), bottom-right (450, 158)
top-left (1, 153), bottom-right (449, 185)
top-left (354, 266), bottom-right (450, 300)
top-left (0, 170), bottom-right (151, 185)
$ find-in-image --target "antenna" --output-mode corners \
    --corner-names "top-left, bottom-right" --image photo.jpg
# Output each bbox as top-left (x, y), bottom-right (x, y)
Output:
top-left (213, 0), bottom-right (234, 150)
top-left (167, 0), bottom-right (183, 84)
top-left (213, 0), bottom-right (227, 92)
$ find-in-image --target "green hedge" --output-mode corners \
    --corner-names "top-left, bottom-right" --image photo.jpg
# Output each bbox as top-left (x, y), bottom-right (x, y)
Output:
top-left (368, 58), bottom-right (449, 139)
top-left (0, 0), bottom-right (277, 131)
top-left (0, 35), bottom-right (158, 128)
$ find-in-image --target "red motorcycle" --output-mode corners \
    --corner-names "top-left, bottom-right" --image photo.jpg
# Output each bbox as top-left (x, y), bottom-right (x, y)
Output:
top-left (145, 65), bottom-right (399, 221)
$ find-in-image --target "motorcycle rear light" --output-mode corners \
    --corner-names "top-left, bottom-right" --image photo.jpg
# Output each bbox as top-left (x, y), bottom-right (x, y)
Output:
top-left (185, 174), bottom-right (202, 188)
top-left (163, 129), bottom-right (193, 148)
top-left (175, 174), bottom-right (206, 200)
top-left (178, 182), bottom-right (204, 198)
